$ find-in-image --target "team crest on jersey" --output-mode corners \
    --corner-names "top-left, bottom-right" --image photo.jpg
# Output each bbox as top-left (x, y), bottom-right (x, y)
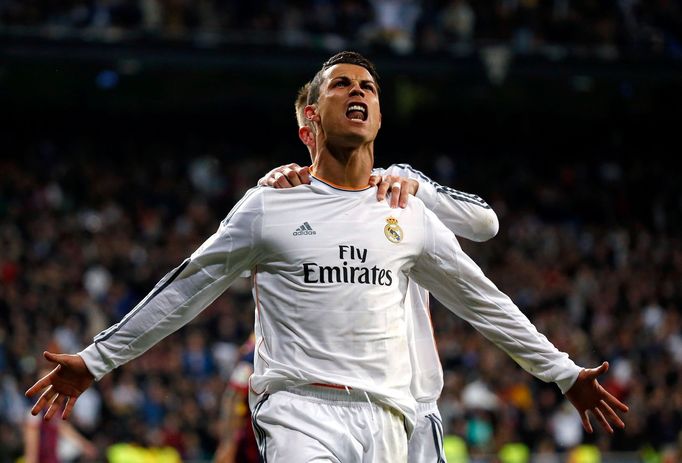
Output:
top-left (384, 216), bottom-right (403, 243)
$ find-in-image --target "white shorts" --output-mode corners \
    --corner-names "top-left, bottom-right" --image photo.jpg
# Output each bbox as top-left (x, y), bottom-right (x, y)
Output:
top-left (251, 385), bottom-right (408, 462)
top-left (408, 401), bottom-right (446, 463)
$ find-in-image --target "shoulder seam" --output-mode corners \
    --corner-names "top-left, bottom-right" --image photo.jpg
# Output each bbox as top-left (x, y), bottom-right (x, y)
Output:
top-left (394, 164), bottom-right (492, 209)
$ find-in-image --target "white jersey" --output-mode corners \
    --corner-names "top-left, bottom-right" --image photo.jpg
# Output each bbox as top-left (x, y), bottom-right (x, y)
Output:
top-left (376, 164), bottom-right (499, 244)
top-left (375, 164), bottom-right (499, 403)
top-left (79, 175), bottom-right (580, 431)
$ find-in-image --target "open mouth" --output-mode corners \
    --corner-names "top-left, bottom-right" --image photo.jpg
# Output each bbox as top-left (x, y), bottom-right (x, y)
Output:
top-left (346, 103), bottom-right (367, 121)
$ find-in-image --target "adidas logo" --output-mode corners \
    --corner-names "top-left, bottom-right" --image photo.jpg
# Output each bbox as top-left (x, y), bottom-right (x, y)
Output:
top-left (293, 222), bottom-right (316, 236)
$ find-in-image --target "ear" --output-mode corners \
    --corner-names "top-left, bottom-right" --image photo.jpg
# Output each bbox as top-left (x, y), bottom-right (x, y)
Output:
top-left (298, 126), bottom-right (315, 149)
top-left (304, 104), bottom-right (320, 122)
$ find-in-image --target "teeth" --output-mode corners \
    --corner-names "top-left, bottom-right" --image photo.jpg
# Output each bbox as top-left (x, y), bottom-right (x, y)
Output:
top-left (346, 104), bottom-right (367, 121)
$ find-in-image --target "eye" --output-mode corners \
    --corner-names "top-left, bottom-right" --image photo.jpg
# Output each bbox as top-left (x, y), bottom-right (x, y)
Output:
top-left (363, 84), bottom-right (376, 93)
top-left (334, 80), bottom-right (348, 87)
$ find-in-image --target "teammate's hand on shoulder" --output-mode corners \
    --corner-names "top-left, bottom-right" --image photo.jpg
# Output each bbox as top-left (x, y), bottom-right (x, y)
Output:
top-left (565, 361), bottom-right (628, 434)
top-left (370, 174), bottom-right (419, 208)
top-left (258, 163), bottom-right (311, 189)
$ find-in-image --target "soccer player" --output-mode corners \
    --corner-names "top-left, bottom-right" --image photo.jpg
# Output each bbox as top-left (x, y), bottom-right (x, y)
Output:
top-left (257, 81), bottom-right (500, 462)
top-left (26, 51), bottom-right (628, 462)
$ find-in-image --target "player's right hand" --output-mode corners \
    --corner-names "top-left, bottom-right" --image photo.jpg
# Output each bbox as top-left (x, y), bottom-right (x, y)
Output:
top-left (565, 361), bottom-right (628, 434)
top-left (25, 351), bottom-right (94, 421)
top-left (258, 163), bottom-right (311, 188)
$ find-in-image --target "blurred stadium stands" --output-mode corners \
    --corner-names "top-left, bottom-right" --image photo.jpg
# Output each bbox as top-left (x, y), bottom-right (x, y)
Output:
top-left (1, 2), bottom-right (682, 462)
top-left (2, 0), bottom-right (682, 58)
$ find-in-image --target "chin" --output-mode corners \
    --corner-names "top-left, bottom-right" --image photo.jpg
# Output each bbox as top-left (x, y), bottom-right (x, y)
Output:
top-left (346, 124), bottom-right (376, 140)
top-left (326, 132), bottom-right (368, 151)
top-left (344, 132), bottom-right (373, 146)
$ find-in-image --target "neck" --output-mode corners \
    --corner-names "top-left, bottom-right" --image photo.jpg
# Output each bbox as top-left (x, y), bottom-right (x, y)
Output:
top-left (311, 143), bottom-right (374, 188)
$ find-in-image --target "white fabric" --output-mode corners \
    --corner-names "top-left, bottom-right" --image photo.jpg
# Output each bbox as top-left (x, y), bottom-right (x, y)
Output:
top-left (410, 205), bottom-right (580, 394)
top-left (403, 281), bottom-right (443, 403)
top-left (253, 386), bottom-right (407, 462)
top-left (79, 174), bottom-right (581, 441)
top-left (377, 163), bottom-right (499, 243)
top-left (408, 401), bottom-right (447, 463)
top-left (376, 163), bottom-right (498, 403)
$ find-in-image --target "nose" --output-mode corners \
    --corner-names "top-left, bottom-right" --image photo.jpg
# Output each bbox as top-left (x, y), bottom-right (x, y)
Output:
top-left (349, 81), bottom-right (365, 98)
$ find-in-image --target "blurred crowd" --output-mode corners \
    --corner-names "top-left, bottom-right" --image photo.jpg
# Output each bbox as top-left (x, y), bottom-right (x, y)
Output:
top-left (0, 138), bottom-right (681, 462)
top-left (2, 0), bottom-right (682, 57)
top-left (0, 140), bottom-right (271, 462)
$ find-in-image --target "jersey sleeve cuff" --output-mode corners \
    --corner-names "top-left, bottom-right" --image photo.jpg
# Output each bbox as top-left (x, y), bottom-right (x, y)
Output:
top-left (78, 344), bottom-right (114, 381)
top-left (554, 363), bottom-right (582, 394)
top-left (415, 181), bottom-right (439, 210)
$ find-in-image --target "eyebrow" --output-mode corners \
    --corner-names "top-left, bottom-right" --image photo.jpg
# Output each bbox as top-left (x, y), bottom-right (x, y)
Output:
top-left (330, 76), bottom-right (377, 87)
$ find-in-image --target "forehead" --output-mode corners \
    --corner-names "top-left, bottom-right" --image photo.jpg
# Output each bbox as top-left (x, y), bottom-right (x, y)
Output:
top-left (323, 63), bottom-right (375, 84)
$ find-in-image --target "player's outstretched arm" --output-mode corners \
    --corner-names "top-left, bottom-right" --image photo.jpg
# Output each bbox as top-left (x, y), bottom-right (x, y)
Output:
top-left (27, 188), bottom-right (265, 423)
top-left (565, 362), bottom-right (628, 434)
top-left (25, 351), bottom-right (94, 421)
top-left (412, 212), bottom-right (628, 435)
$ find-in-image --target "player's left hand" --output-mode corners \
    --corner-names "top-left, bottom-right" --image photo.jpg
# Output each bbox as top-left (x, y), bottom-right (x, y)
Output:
top-left (370, 175), bottom-right (419, 208)
top-left (565, 361), bottom-right (629, 434)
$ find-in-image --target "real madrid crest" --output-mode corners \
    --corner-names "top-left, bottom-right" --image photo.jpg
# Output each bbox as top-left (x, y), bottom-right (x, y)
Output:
top-left (384, 216), bottom-right (403, 244)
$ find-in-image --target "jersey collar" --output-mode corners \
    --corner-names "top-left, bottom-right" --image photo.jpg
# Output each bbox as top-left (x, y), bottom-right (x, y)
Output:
top-left (310, 174), bottom-right (373, 193)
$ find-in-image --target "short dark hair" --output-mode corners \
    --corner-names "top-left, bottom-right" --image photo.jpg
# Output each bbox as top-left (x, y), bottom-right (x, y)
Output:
top-left (307, 51), bottom-right (380, 106)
